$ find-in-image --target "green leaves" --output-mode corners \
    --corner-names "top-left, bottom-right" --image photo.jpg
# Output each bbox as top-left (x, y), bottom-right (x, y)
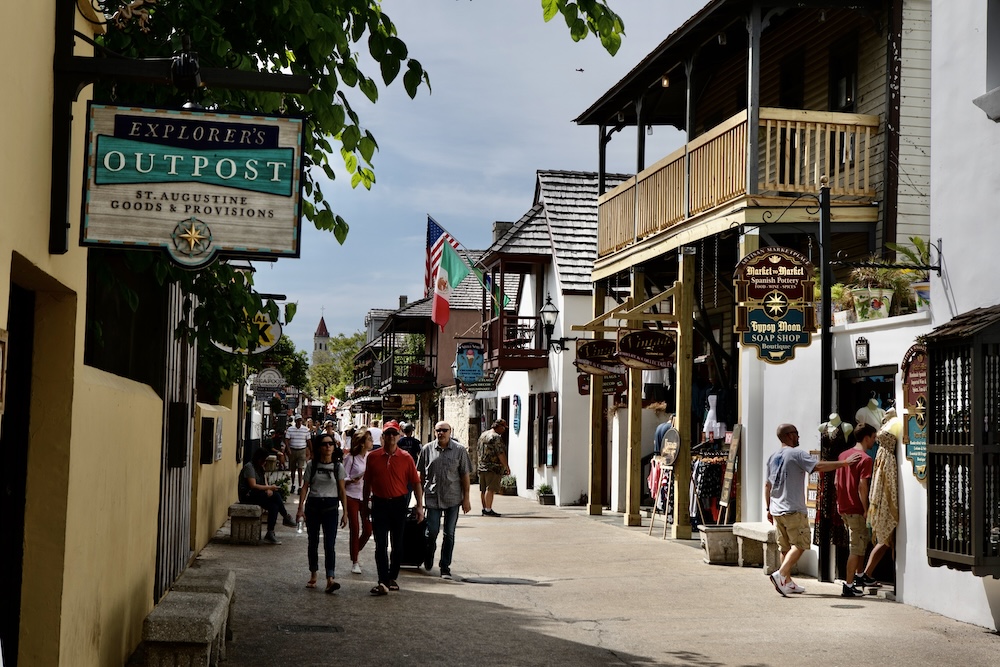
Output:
top-left (541, 0), bottom-right (624, 55)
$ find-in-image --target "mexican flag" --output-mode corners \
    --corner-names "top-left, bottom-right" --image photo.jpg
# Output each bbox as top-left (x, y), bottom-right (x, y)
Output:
top-left (431, 243), bottom-right (471, 330)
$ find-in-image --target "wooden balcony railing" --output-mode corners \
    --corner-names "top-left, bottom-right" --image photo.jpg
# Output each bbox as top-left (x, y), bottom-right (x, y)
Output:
top-left (379, 351), bottom-right (436, 393)
top-left (598, 107), bottom-right (880, 257)
top-left (484, 314), bottom-right (549, 370)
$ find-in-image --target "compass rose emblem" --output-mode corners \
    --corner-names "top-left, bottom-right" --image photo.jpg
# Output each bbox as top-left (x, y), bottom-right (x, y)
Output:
top-left (762, 290), bottom-right (788, 320)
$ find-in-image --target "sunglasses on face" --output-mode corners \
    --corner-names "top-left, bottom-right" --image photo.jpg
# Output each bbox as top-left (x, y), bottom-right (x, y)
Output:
top-left (436, 428), bottom-right (450, 433)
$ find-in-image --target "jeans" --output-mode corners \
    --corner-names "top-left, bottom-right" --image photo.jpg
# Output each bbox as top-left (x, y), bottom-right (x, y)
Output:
top-left (245, 488), bottom-right (287, 532)
top-left (425, 504), bottom-right (460, 570)
top-left (305, 497), bottom-right (340, 577)
top-left (345, 496), bottom-right (372, 563)
top-left (371, 495), bottom-right (408, 584)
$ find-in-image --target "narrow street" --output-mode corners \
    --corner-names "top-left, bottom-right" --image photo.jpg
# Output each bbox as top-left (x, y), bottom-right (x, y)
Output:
top-left (190, 495), bottom-right (999, 667)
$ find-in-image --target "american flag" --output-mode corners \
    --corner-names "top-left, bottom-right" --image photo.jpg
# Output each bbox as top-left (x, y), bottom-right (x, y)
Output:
top-left (425, 215), bottom-right (461, 297)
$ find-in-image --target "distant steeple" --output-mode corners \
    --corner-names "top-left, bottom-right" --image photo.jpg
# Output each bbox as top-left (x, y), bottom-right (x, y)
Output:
top-left (312, 315), bottom-right (331, 366)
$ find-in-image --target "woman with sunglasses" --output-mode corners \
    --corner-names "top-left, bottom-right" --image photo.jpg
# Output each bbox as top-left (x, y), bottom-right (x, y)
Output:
top-left (343, 426), bottom-right (374, 574)
top-left (296, 433), bottom-right (348, 593)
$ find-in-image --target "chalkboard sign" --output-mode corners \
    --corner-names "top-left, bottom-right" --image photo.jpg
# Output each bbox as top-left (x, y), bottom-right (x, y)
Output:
top-left (718, 424), bottom-right (742, 509)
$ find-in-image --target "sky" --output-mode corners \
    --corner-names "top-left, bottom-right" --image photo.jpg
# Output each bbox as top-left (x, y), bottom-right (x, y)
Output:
top-left (250, 0), bottom-right (708, 354)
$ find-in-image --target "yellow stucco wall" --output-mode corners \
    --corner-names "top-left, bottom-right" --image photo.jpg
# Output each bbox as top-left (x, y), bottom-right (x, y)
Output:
top-left (3, 4), bottom-right (172, 666)
top-left (58, 368), bottom-right (162, 667)
top-left (191, 390), bottom-right (244, 552)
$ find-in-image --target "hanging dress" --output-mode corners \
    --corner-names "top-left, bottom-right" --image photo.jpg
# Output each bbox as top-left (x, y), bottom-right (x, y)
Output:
top-left (868, 423), bottom-right (900, 546)
top-left (702, 393), bottom-right (726, 439)
top-left (813, 422), bottom-right (851, 548)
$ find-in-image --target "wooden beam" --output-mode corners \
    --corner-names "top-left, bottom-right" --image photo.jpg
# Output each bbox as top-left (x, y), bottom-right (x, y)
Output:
top-left (625, 270), bottom-right (644, 527)
top-left (587, 284), bottom-right (607, 516)
top-left (672, 250), bottom-right (694, 539)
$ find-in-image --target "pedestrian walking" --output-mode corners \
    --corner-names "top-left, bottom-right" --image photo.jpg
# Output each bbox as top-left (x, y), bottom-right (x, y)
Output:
top-left (398, 422), bottom-right (422, 460)
top-left (296, 432), bottom-right (348, 593)
top-left (363, 420), bottom-right (424, 596)
top-left (416, 421), bottom-right (472, 579)
top-left (477, 418), bottom-right (509, 516)
top-left (285, 414), bottom-right (313, 494)
top-left (344, 426), bottom-right (374, 574)
top-left (836, 422), bottom-right (876, 597)
top-left (765, 423), bottom-right (859, 597)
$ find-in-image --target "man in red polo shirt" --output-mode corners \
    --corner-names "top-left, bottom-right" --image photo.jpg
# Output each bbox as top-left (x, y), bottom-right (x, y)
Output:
top-left (363, 420), bottom-right (424, 596)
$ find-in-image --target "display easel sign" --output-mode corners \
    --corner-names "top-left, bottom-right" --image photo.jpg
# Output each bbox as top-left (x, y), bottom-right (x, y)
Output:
top-left (718, 424), bottom-right (741, 511)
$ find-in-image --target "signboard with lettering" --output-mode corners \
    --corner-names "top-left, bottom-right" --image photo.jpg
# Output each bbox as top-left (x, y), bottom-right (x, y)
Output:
top-left (82, 104), bottom-right (305, 268)
top-left (901, 344), bottom-right (928, 480)
top-left (574, 339), bottom-right (626, 375)
top-left (211, 311), bottom-right (282, 355)
top-left (734, 247), bottom-right (816, 364)
top-left (617, 330), bottom-right (675, 369)
top-left (455, 342), bottom-right (485, 385)
top-left (577, 373), bottom-right (627, 396)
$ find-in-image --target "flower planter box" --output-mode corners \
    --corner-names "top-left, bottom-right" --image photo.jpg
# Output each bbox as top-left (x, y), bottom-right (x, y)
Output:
top-left (538, 494), bottom-right (555, 505)
top-left (500, 486), bottom-right (518, 496)
top-left (700, 525), bottom-right (738, 565)
top-left (851, 287), bottom-right (894, 321)
top-left (911, 280), bottom-right (931, 312)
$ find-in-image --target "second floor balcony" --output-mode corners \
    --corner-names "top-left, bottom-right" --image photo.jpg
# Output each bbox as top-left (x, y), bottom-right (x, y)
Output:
top-left (597, 107), bottom-right (880, 266)
top-left (379, 349), bottom-right (436, 395)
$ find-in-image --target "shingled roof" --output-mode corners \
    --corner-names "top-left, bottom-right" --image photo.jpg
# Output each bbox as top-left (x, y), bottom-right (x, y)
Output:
top-left (484, 170), bottom-right (630, 293)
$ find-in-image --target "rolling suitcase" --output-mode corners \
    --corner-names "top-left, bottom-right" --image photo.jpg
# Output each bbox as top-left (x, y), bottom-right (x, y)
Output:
top-left (399, 506), bottom-right (426, 567)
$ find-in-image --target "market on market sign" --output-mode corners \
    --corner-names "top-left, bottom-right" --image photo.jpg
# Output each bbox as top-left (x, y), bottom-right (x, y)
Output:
top-left (81, 104), bottom-right (305, 268)
top-left (733, 247), bottom-right (817, 363)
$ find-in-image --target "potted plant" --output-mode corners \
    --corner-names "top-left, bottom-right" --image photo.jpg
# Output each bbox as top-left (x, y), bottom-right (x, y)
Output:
top-left (887, 236), bottom-right (932, 312)
top-left (847, 256), bottom-right (911, 320)
top-left (500, 474), bottom-right (518, 496)
top-left (536, 483), bottom-right (555, 505)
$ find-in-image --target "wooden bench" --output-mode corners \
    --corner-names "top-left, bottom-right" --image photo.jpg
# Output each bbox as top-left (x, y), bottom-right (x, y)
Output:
top-left (143, 591), bottom-right (227, 667)
top-left (228, 503), bottom-right (262, 544)
top-left (732, 522), bottom-right (781, 574)
top-left (171, 568), bottom-right (237, 652)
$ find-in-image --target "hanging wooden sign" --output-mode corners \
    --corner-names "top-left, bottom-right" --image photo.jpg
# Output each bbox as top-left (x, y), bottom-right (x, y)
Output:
top-left (901, 344), bottom-right (928, 480)
top-left (574, 339), bottom-right (625, 375)
top-left (617, 330), bottom-right (675, 369)
top-left (734, 247), bottom-right (816, 364)
top-left (81, 104), bottom-right (305, 268)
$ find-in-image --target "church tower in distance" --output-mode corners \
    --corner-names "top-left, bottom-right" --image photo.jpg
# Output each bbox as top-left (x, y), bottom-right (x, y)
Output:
top-left (312, 316), bottom-right (331, 366)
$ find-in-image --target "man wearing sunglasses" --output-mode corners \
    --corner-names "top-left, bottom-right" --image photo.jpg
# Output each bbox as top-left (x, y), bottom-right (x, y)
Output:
top-left (363, 420), bottom-right (423, 596)
top-left (416, 422), bottom-right (472, 579)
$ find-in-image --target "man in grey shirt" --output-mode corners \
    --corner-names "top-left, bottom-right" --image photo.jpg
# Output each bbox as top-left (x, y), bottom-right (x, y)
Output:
top-left (416, 421), bottom-right (472, 579)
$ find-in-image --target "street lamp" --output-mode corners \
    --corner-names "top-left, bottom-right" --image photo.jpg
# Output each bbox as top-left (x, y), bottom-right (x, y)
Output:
top-left (539, 293), bottom-right (571, 353)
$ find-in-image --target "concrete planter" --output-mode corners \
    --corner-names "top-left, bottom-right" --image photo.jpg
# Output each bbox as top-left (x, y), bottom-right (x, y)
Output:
top-left (538, 494), bottom-right (555, 505)
top-left (699, 525), bottom-right (737, 565)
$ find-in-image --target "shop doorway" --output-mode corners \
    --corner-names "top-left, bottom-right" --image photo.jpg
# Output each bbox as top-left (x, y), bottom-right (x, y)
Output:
top-left (835, 365), bottom-right (898, 586)
top-left (1, 283), bottom-right (35, 666)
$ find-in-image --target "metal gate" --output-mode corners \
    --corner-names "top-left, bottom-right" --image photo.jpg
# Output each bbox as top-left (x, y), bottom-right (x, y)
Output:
top-left (154, 283), bottom-right (197, 598)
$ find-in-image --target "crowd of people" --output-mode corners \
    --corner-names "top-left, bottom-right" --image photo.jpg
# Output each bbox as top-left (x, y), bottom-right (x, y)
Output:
top-left (238, 415), bottom-right (509, 597)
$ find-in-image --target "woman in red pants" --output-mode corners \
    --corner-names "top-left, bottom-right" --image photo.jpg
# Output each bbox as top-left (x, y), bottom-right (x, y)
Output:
top-left (343, 426), bottom-right (374, 574)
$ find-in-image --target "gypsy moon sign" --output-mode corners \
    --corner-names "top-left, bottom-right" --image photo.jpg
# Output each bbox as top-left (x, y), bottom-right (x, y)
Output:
top-left (82, 104), bottom-right (305, 268)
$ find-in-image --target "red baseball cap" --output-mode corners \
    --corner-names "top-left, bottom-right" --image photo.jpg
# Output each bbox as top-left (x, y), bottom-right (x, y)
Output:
top-left (382, 420), bottom-right (401, 434)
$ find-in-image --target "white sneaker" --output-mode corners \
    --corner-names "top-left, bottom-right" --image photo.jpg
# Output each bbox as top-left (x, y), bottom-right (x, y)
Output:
top-left (768, 570), bottom-right (791, 597)
top-left (351, 562), bottom-right (362, 574)
top-left (786, 580), bottom-right (806, 594)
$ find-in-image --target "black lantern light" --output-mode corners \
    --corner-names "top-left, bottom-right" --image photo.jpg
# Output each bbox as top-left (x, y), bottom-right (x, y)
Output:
top-left (539, 293), bottom-right (572, 353)
top-left (855, 336), bottom-right (870, 367)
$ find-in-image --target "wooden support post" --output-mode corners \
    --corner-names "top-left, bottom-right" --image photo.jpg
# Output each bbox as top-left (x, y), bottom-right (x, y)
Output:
top-left (587, 284), bottom-right (606, 516)
top-left (625, 269), bottom-right (644, 527)
top-left (672, 250), bottom-right (695, 539)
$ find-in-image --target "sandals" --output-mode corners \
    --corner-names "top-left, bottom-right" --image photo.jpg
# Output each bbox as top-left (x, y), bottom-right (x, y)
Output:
top-left (325, 581), bottom-right (341, 594)
top-left (387, 580), bottom-right (399, 591)
top-left (370, 583), bottom-right (389, 596)
top-left (305, 579), bottom-right (317, 589)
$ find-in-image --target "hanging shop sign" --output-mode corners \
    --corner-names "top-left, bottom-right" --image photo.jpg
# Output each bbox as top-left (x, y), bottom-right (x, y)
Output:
top-left (252, 367), bottom-right (285, 401)
top-left (82, 104), bottom-right (305, 269)
top-left (733, 247), bottom-right (816, 364)
top-left (574, 339), bottom-right (625, 375)
top-left (617, 330), bottom-right (675, 369)
top-left (460, 369), bottom-right (498, 393)
top-left (577, 373), bottom-right (627, 396)
top-left (901, 344), bottom-right (928, 480)
top-left (455, 342), bottom-right (485, 385)
top-left (210, 311), bottom-right (281, 354)
top-left (513, 395), bottom-right (521, 434)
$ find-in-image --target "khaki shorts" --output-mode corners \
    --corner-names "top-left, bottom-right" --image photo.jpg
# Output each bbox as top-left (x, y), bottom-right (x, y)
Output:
top-left (479, 470), bottom-right (502, 492)
top-left (841, 513), bottom-right (870, 556)
top-left (288, 447), bottom-right (308, 470)
top-left (774, 512), bottom-right (811, 552)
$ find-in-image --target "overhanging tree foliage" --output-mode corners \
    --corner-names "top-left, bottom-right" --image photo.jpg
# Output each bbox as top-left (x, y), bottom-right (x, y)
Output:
top-left (90, 0), bottom-right (626, 382)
